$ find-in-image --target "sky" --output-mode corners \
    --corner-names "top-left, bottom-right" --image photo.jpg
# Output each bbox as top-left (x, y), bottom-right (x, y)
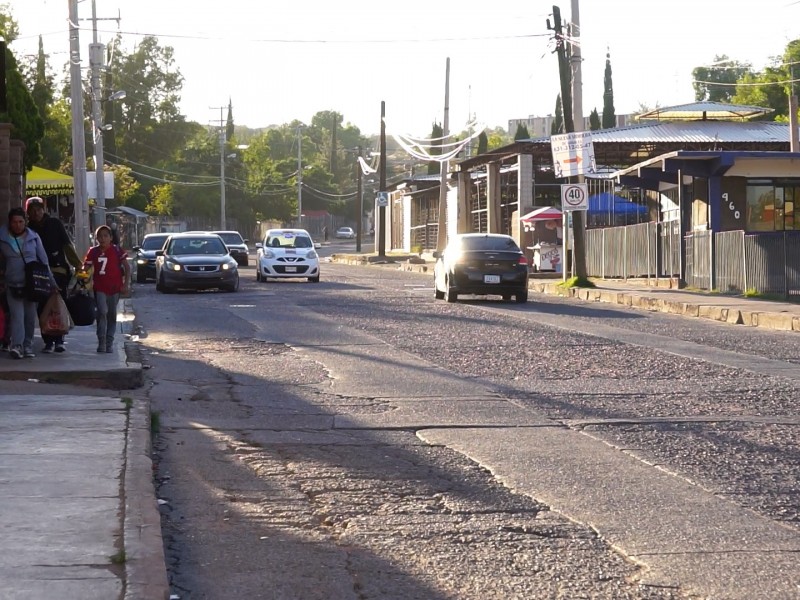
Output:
top-left (8, 0), bottom-right (800, 138)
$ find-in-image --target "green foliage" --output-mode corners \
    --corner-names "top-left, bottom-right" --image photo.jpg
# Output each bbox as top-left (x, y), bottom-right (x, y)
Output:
top-left (476, 131), bottom-right (488, 155)
top-left (551, 94), bottom-right (563, 135)
top-left (428, 121), bottom-right (443, 175)
top-left (1, 44), bottom-right (43, 169)
top-left (589, 108), bottom-right (601, 131)
top-left (514, 123), bottom-right (530, 140)
top-left (602, 53), bottom-right (616, 129)
top-left (693, 55), bottom-right (753, 103)
top-left (146, 183), bottom-right (175, 215)
top-left (557, 276), bottom-right (595, 289)
top-left (0, 3), bottom-right (19, 42)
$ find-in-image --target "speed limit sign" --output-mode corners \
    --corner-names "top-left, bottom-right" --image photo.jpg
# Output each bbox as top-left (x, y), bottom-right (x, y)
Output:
top-left (561, 183), bottom-right (588, 211)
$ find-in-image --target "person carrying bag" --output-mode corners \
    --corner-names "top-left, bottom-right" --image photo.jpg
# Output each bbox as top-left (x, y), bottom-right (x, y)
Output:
top-left (26, 196), bottom-right (83, 353)
top-left (0, 207), bottom-right (58, 359)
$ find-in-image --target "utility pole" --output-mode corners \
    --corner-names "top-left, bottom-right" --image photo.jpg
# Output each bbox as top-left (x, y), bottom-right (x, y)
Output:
top-left (297, 125), bottom-right (303, 228)
top-left (378, 101), bottom-right (387, 257)
top-left (68, 0), bottom-right (90, 256)
top-left (89, 0), bottom-right (105, 231)
top-left (355, 145), bottom-right (363, 252)
top-left (436, 57), bottom-right (451, 252)
top-left (210, 106), bottom-right (227, 229)
top-left (549, 3), bottom-right (587, 279)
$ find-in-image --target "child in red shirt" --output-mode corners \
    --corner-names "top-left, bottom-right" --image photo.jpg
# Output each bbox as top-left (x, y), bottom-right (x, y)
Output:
top-left (83, 225), bottom-right (130, 353)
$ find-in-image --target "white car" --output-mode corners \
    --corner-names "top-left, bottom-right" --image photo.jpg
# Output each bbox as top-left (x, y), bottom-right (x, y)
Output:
top-left (335, 226), bottom-right (356, 239)
top-left (256, 228), bottom-right (320, 283)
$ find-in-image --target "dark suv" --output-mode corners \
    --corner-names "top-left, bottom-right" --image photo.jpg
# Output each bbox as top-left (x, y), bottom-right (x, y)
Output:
top-left (133, 233), bottom-right (171, 283)
top-left (211, 231), bottom-right (250, 266)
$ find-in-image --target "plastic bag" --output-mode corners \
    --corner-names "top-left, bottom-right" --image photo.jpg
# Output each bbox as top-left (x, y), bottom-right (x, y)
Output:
top-left (66, 279), bottom-right (96, 326)
top-left (39, 293), bottom-right (74, 336)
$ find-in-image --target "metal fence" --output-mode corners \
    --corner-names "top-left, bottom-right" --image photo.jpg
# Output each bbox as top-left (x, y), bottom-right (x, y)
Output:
top-left (586, 222), bottom-right (800, 298)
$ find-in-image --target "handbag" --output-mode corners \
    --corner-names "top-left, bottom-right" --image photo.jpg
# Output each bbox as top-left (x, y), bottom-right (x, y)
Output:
top-left (39, 293), bottom-right (74, 336)
top-left (14, 236), bottom-right (52, 303)
top-left (66, 279), bottom-right (96, 326)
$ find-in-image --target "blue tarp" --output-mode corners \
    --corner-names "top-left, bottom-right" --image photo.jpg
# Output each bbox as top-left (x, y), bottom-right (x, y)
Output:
top-left (588, 193), bottom-right (648, 215)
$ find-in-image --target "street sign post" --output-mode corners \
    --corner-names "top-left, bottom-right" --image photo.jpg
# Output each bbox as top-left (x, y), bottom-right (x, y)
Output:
top-left (550, 131), bottom-right (596, 178)
top-left (376, 191), bottom-right (389, 207)
top-left (560, 183), bottom-right (588, 211)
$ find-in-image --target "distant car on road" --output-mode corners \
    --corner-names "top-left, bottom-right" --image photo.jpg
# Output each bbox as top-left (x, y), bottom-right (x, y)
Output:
top-left (256, 228), bottom-right (320, 283)
top-left (335, 226), bottom-right (356, 239)
top-left (155, 232), bottom-right (239, 293)
top-left (210, 230), bottom-right (250, 266)
top-left (133, 233), bottom-right (171, 283)
top-left (433, 233), bottom-right (529, 303)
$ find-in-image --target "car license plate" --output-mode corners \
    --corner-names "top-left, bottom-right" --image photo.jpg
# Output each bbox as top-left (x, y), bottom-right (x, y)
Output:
top-left (285, 266), bottom-right (297, 272)
top-left (484, 275), bottom-right (500, 284)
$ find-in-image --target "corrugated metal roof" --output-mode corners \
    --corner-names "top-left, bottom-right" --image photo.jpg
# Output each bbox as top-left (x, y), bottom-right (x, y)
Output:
top-left (529, 120), bottom-right (791, 145)
top-left (637, 101), bottom-right (774, 120)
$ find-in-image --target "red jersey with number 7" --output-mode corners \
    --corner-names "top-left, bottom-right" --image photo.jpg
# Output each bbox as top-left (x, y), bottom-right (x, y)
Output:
top-left (84, 244), bottom-right (127, 294)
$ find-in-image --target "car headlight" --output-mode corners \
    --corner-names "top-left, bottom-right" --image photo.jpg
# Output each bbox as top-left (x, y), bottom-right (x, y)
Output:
top-left (165, 261), bottom-right (181, 271)
top-left (136, 258), bottom-right (147, 265)
top-left (307, 250), bottom-right (318, 259)
top-left (261, 250), bottom-right (275, 259)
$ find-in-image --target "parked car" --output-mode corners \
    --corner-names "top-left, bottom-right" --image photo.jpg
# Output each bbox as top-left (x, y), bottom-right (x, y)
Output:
top-left (433, 233), bottom-right (528, 303)
top-left (155, 232), bottom-right (239, 293)
top-left (255, 228), bottom-right (320, 283)
top-left (335, 226), bottom-right (356, 239)
top-left (132, 233), bottom-right (171, 283)
top-left (210, 230), bottom-right (250, 266)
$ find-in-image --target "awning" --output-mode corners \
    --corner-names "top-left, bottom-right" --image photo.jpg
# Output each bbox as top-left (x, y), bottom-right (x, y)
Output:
top-left (25, 166), bottom-right (74, 195)
top-left (520, 206), bottom-right (562, 222)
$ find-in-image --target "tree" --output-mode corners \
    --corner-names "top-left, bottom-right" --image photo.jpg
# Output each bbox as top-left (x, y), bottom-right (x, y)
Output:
top-left (225, 98), bottom-right (234, 143)
top-left (145, 183), bottom-right (175, 215)
top-left (514, 123), bottom-right (530, 140)
top-left (731, 40), bottom-right (800, 120)
top-left (427, 121), bottom-right (443, 175)
top-left (1, 43), bottom-right (44, 169)
top-left (602, 51), bottom-right (616, 129)
top-left (476, 131), bottom-right (488, 155)
top-left (589, 108), bottom-right (601, 131)
top-left (27, 35), bottom-right (70, 170)
top-left (551, 94), bottom-right (563, 135)
top-left (693, 55), bottom-right (753, 103)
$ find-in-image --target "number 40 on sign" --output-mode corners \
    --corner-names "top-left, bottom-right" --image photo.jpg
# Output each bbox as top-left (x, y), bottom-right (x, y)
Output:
top-left (560, 183), bottom-right (588, 211)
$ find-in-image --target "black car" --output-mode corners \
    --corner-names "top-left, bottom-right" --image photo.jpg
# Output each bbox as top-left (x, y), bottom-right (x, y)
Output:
top-left (211, 231), bottom-right (250, 266)
top-left (155, 233), bottom-right (239, 293)
top-left (133, 233), bottom-right (171, 283)
top-left (433, 233), bottom-right (529, 303)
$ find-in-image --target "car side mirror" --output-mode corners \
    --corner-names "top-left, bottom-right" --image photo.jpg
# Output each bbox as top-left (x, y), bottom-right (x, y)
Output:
top-left (314, 242), bottom-right (321, 249)
top-left (255, 242), bottom-right (263, 249)
top-left (155, 250), bottom-right (164, 257)
top-left (243, 239), bottom-right (249, 243)
top-left (132, 246), bottom-right (141, 252)
top-left (432, 250), bottom-right (442, 259)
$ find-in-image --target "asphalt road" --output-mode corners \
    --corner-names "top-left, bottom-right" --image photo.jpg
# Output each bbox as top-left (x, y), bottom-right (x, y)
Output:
top-left (131, 259), bottom-right (800, 599)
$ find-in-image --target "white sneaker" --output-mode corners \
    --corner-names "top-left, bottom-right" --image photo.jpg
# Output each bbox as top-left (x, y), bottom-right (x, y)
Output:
top-left (42, 342), bottom-right (54, 354)
top-left (9, 346), bottom-right (22, 359)
top-left (23, 348), bottom-right (35, 358)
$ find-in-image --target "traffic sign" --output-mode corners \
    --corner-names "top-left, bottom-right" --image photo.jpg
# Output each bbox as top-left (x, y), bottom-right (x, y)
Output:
top-left (550, 131), bottom-right (596, 178)
top-left (376, 191), bottom-right (389, 207)
top-left (560, 183), bottom-right (588, 211)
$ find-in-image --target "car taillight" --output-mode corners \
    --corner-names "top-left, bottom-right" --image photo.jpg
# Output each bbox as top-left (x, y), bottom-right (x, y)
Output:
top-left (517, 255), bottom-right (528, 266)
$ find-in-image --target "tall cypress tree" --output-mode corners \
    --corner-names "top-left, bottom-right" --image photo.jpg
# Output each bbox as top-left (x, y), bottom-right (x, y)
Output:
top-left (589, 108), bottom-right (601, 131)
top-left (551, 94), bottom-right (563, 136)
top-left (514, 123), bottom-right (530, 140)
top-left (428, 121), bottom-right (442, 175)
top-left (602, 50), bottom-right (616, 129)
top-left (476, 131), bottom-right (488, 155)
top-left (225, 98), bottom-right (235, 142)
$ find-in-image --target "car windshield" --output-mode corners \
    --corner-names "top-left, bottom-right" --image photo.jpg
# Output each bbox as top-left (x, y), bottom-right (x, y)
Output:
top-left (459, 236), bottom-right (520, 252)
top-left (265, 234), bottom-right (312, 249)
top-left (217, 232), bottom-right (244, 245)
top-left (168, 237), bottom-right (228, 255)
top-left (141, 236), bottom-right (169, 250)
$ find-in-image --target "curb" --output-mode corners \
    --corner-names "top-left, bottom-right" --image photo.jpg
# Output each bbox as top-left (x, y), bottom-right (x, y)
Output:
top-left (123, 390), bottom-right (170, 600)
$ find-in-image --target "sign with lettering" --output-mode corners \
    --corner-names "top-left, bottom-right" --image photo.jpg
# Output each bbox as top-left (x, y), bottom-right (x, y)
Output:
top-left (550, 131), bottom-right (596, 178)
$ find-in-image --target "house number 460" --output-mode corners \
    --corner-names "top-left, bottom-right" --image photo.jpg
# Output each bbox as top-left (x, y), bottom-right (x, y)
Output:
top-left (723, 193), bottom-right (740, 219)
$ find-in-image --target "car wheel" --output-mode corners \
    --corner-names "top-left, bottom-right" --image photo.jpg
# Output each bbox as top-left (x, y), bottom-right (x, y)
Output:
top-left (516, 291), bottom-right (528, 303)
top-left (434, 280), bottom-right (444, 300)
top-left (241, 257), bottom-right (249, 267)
top-left (256, 270), bottom-right (261, 282)
top-left (308, 276), bottom-right (320, 283)
top-left (444, 275), bottom-right (458, 303)
top-left (136, 270), bottom-right (147, 284)
top-left (157, 273), bottom-right (172, 294)
top-left (502, 293), bottom-right (512, 301)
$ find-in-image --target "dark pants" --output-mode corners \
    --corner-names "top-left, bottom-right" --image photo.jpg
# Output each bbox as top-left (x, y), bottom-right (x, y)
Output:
top-left (38, 271), bottom-right (71, 346)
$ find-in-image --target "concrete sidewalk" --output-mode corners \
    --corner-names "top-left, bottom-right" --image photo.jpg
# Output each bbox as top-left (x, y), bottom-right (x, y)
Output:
top-left (0, 300), bottom-right (168, 600)
top-left (331, 253), bottom-right (800, 333)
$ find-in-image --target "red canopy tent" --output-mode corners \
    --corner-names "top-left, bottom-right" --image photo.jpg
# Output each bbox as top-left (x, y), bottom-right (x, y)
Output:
top-left (520, 206), bottom-right (562, 222)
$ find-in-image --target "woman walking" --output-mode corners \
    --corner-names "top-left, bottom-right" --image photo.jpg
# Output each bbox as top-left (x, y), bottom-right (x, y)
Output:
top-left (0, 207), bottom-right (57, 359)
top-left (83, 225), bottom-right (130, 353)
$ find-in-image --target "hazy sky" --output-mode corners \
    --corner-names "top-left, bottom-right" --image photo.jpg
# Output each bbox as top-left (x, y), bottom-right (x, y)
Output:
top-left (10, 0), bottom-right (800, 136)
